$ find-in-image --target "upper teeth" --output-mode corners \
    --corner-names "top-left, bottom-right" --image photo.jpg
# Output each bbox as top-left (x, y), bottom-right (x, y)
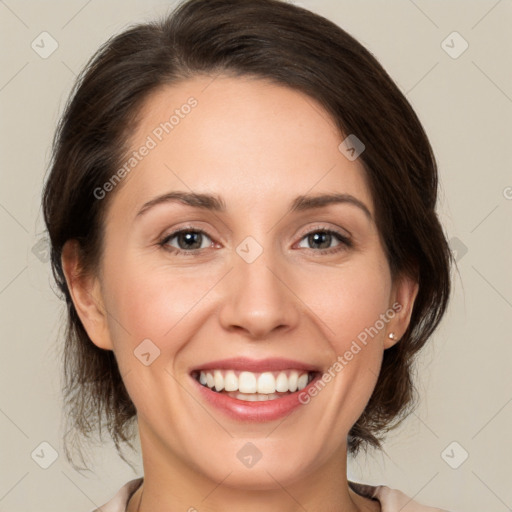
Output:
top-left (198, 370), bottom-right (311, 394)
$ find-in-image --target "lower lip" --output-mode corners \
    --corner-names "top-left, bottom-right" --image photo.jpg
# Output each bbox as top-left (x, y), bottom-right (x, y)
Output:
top-left (191, 374), bottom-right (320, 422)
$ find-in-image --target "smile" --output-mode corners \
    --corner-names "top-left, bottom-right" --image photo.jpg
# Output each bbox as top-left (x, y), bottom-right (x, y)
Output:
top-left (193, 369), bottom-right (316, 401)
top-left (189, 358), bottom-right (322, 422)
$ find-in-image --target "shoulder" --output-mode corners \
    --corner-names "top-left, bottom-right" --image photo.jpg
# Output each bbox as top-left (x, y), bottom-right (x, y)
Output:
top-left (349, 480), bottom-right (451, 512)
top-left (89, 478), bottom-right (143, 512)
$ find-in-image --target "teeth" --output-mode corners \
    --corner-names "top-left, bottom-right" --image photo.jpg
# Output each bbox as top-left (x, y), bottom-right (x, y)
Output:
top-left (229, 392), bottom-right (280, 401)
top-left (239, 371), bottom-right (257, 393)
top-left (197, 369), bottom-right (313, 395)
top-left (224, 370), bottom-right (238, 392)
top-left (214, 370), bottom-right (224, 392)
top-left (257, 372), bottom-right (275, 394)
top-left (275, 372), bottom-right (289, 392)
top-left (297, 372), bottom-right (309, 391)
top-left (288, 372), bottom-right (298, 392)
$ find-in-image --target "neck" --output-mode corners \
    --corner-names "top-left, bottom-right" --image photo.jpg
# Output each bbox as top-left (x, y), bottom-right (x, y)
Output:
top-left (127, 424), bottom-right (375, 512)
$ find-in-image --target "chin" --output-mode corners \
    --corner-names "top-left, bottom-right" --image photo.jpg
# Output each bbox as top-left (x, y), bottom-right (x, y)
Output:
top-left (193, 448), bottom-right (316, 491)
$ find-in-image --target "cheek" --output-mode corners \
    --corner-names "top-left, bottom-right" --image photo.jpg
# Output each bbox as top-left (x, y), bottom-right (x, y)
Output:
top-left (102, 254), bottom-right (221, 352)
top-left (100, 261), bottom-right (220, 415)
top-left (296, 257), bottom-right (391, 418)
top-left (301, 258), bottom-right (392, 348)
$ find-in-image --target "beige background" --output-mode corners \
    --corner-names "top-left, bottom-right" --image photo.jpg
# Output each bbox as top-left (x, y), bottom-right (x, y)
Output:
top-left (1, 0), bottom-right (511, 511)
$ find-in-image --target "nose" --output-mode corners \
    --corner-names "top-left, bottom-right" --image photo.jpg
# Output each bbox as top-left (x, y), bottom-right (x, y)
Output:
top-left (218, 247), bottom-right (301, 340)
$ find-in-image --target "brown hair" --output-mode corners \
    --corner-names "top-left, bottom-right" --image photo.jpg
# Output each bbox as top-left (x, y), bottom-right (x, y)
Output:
top-left (42, 0), bottom-right (452, 469)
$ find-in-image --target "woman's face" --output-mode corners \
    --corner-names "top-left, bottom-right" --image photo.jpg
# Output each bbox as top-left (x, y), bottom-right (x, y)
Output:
top-left (70, 75), bottom-right (416, 489)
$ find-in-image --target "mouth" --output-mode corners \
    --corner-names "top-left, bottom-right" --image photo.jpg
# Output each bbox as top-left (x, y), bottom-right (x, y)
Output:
top-left (189, 358), bottom-right (322, 422)
top-left (191, 369), bottom-right (318, 402)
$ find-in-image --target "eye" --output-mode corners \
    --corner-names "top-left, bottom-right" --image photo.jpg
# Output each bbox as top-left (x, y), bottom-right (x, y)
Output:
top-left (159, 228), bottom-right (214, 254)
top-left (296, 228), bottom-right (352, 253)
top-left (158, 226), bottom-right (352, 256)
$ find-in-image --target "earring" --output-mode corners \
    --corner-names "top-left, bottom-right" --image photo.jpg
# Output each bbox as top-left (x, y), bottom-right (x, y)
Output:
top-left (388, 332), bottom-right (397, 340)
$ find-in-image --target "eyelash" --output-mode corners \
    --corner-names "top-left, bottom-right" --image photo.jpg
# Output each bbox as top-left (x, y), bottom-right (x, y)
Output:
top-left (158, 225), bottom-right (352, 256)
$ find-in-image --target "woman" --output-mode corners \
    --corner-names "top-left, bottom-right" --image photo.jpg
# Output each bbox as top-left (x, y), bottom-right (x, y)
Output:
top-left (42, 0), bottom-right (452, 510)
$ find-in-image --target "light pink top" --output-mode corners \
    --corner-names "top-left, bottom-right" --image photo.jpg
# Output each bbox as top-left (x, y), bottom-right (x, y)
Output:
top-left (91, 478), bottom-right (450, 511)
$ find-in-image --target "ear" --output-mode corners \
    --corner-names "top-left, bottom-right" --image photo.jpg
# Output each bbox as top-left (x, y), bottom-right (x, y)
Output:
top-left (61, 240), bottom-right (113, 350)
top-left (384, 273), bottom-right (419, 349)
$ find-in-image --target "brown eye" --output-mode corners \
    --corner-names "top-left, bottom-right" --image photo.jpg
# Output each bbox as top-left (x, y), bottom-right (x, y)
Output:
top-left (160, 229), bottom-right (214, 253)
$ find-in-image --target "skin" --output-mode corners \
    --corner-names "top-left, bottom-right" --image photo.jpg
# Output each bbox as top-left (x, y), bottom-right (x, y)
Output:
top-left (62, 75), bottom-right (418, 512)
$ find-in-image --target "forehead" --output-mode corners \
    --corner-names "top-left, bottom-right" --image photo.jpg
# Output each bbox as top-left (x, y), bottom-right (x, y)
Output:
top-left (111, 74), bottom-right (373, 218)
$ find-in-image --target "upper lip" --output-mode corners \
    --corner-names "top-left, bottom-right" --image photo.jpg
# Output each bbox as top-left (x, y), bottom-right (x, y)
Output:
top-left (190, 357), bottom-right (321, 374)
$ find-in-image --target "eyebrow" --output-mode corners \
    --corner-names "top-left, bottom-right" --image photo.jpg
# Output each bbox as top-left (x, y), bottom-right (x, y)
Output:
top-left (136, 191), bottom-right (372, 220)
